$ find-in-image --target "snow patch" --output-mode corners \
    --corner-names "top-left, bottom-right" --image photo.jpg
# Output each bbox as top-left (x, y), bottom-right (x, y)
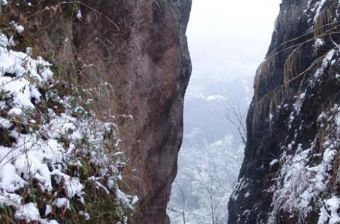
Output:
top-left (318, 196), bottom-right (340, 224)
top-left (10, 21), bottom-right (24, 33)
top-left (15, 203), bottom-right (40, 222)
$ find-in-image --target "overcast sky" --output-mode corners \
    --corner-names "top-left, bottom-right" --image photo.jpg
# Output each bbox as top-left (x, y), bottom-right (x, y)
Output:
top-left (186, 0), bottom-right (281, 91)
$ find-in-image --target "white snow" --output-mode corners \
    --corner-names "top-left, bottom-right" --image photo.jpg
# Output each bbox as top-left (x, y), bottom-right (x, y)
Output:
top-left (269, 159), bottom-right (279, 167)
top-left (314, 49), bottom-right (335, 78)
top-left (0, 0), bottom-right (7, 6)
top-left (230, 177), bottom-right (250, 201)
top-left (76, 10), bottom-right (82, 20)
top-left (10, 21), bottom-right (24, 33)
top-left (45, 205), bottom-right (52, 216)
top-left (315, 38), bottom-right (325, 48)
top-left (52, 198), bottom-right (70, 209)
top-left (0, 33), bottom-right (10, 47)
top-left (15, 203), bottom-right (40, 222)
top-left (318, 196), bottom-right (340, 224)
top-left (0, 117), bottom-right (11, 128)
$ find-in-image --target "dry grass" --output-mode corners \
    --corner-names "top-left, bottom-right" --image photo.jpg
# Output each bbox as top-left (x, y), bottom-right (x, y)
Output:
top-left (314, 0), bottom-right (338, 38)
top-left (283, 47), bottom-right (302, 90)
top-left (254, 56), bottom-right (276, 98)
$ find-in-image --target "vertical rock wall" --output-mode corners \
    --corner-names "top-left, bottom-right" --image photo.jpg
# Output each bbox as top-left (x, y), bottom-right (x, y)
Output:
top-left (75, 1), bottom-right (192, 223)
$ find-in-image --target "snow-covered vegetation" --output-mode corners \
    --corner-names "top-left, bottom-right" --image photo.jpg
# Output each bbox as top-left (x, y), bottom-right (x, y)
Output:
top-left (169, 136), bottom-right (243, 224)
top-left (269, 50), bottom-right (340, 223)
top-left (224, 0), bottom-right (340, 223)
top-left (263, 1), bottom-right (340, 223)
top-left (0, 3), bottom-right (134, 223)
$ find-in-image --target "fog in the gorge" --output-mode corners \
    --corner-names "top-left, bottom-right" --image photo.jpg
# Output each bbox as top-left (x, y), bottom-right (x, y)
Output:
top-left (168, 1), bottom-right (281, 223)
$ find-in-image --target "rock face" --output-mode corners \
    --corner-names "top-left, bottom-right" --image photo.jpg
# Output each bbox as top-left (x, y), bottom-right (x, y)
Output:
top-left (74, 1), bottom-right (192, 224)
top-left (229, 0), bottom-right (340, 223)
top-left (74, 2), bottom-right (192, 224)
top-left (9, 1), bottom-right (191, 223)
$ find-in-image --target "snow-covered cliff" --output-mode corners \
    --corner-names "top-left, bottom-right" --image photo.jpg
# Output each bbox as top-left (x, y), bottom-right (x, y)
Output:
top-left (229, 0), bottom-right (340, 223)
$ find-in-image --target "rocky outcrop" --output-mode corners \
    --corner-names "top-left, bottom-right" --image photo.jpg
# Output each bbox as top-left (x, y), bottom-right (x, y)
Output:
top-left (2, 1), bottom-right (191, 223)
top-left (229, 0), bottom-right (340, 223)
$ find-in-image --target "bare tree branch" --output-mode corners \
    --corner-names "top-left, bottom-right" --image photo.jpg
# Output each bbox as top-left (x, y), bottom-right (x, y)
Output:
top-left (225, 101), bottom-right (247, 144)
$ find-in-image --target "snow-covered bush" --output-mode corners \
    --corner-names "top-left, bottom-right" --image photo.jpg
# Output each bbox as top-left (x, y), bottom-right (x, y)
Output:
top-left (268, 102), bottom-right (340, 224)
top-left (0, 11), bottom-right (135, 224)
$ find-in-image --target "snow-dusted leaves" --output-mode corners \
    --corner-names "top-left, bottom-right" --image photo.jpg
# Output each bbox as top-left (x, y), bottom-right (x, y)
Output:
top-left (0, 31), bottom-right (133, 223)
